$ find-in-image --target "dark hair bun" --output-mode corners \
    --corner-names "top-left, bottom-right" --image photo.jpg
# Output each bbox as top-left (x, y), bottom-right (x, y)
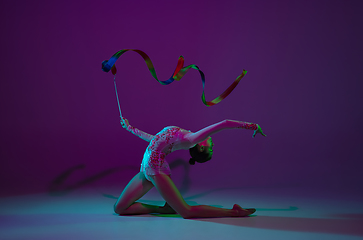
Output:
top-left (189, 158), bottom-right (196, 165)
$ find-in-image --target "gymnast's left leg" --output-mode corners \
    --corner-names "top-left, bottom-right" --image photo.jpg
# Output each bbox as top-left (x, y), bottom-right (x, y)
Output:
top-left (149, 174), bottom-right (255, 219)
top-left (114, 172), bottom-right (175, 215)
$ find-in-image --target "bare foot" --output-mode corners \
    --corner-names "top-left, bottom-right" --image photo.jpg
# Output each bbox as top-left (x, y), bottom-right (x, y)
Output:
top-left (233, 204), bottom-right (256, 217)
top-left (161, 202), bottom-right (177, 214)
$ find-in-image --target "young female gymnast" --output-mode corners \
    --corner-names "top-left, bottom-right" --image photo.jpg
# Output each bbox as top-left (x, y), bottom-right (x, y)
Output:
top-left (114, 117), bottom-right (266, 218)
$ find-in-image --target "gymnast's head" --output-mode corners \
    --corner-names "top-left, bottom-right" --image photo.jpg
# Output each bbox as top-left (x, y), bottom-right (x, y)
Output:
top-left (189, 137), bottom-right (214, 165)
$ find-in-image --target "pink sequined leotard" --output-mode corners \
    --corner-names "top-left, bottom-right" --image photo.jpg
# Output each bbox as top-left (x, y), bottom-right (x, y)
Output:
top-left (140, 126), bottom-right (195, 180)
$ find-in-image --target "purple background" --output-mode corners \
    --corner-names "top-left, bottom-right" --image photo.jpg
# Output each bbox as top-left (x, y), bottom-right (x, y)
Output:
top-left (1, 0), bottom-right (362, 197)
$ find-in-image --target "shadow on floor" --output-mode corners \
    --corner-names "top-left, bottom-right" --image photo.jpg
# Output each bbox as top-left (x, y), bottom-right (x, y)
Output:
top-left (48, 164), bottom-right (138, 196)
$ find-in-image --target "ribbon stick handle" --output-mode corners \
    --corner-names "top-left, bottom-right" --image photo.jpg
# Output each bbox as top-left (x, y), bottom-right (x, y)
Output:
top-left (113, 76), bottom-right (123, 119)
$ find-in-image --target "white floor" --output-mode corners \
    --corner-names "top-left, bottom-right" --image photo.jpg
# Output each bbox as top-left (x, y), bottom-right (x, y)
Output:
top-left (1, 186), bottom-right (362, 240)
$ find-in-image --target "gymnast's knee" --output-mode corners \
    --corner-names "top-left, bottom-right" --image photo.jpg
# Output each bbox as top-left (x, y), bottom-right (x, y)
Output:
top-left (114, 202), bottom-right (128, 215)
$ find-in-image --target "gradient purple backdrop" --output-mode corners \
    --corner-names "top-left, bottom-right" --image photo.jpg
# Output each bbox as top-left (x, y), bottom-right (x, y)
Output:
top-left (1, 0), bottom-right (362, 197)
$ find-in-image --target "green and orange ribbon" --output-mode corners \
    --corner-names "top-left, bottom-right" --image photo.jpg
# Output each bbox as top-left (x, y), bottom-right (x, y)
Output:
top-left (102, 49), bottom-right (247, 106)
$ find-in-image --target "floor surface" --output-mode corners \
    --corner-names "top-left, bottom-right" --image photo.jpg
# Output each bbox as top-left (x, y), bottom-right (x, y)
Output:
top-left (1, 186), bottom-right (362, 240)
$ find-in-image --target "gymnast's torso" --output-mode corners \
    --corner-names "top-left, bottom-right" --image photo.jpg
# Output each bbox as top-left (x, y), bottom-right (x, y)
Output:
top-left (140, 126), bottom-right (195, 177)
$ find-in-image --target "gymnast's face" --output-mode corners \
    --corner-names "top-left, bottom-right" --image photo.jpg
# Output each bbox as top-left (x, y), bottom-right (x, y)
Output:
top-left (198, 137), bottom-right (214, 158)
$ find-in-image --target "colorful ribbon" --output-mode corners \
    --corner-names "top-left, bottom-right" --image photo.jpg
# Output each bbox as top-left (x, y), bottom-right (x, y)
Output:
top-left (102, 49), bottom-right (247, 106)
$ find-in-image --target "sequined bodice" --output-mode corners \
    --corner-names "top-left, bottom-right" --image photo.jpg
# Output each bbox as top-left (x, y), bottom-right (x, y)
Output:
top-left (142, 126), bottom-right (193, 171)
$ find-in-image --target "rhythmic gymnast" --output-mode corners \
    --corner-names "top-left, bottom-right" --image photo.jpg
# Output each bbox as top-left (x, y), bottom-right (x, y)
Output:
top-left (102, 49), bottom-right (265, 218)
top-left (113, 118), bottom-right (266, 218)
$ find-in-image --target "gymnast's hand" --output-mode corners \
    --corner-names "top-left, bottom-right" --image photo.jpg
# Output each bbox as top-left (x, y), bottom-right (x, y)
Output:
top-left (252, 124), bottom-right (266, 138)
top-left (120, 118), bottom-right (130, 129)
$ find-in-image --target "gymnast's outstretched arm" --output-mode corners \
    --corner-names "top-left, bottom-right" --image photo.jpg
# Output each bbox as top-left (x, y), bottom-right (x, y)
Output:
top-left (120, 118), bottom-right (154, 142)
top-left (186, 119), bottom-right (265, 145)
